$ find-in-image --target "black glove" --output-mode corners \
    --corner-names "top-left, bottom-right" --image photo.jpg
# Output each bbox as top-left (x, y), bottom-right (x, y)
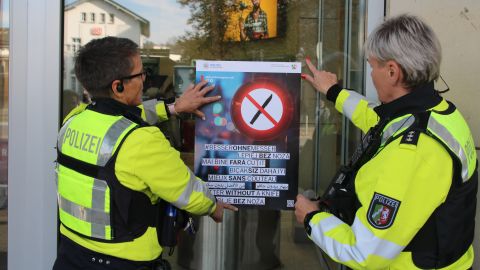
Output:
top-left (320, 184), bottom-right (358, 225)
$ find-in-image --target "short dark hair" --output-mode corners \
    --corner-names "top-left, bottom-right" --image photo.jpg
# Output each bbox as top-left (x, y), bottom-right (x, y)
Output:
top-left (74, 36), bottom-right (139, 97)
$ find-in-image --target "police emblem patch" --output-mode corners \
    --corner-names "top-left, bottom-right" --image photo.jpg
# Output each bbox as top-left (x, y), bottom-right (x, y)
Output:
top-left (367, 192), bottom-right (401, 229)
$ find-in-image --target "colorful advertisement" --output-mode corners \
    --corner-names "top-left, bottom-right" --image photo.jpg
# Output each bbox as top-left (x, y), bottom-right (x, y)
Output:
top-left (194, 60), bottom-right (301, 210)
top-left (223, 0), bottom-right (286, 42)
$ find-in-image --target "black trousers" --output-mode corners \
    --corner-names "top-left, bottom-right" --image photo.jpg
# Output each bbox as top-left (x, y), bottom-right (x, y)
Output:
top-left (52, 236), bottom-right (160, 270)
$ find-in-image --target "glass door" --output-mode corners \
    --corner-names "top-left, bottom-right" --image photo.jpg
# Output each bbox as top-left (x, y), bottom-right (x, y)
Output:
top-left (61, 0), bottom-right (368, 269)
top-left (0, 0), bottom-right (8, 269)
top-left (313, 0), bottom-right (366, 269)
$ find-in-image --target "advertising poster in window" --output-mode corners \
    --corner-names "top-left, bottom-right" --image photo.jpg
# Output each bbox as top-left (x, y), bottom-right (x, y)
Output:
top-left (223, 0), bottom-right (287, 42)
top-left (194, 60), bottom-right (300, 210)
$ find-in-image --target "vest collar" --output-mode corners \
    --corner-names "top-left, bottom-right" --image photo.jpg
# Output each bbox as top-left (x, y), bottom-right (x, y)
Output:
top-left (88, 98), bottom-right (142, 118)
top-left (373, 82), bottom-right (442, 120)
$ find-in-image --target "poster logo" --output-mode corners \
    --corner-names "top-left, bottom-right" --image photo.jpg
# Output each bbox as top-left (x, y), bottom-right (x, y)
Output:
top-left (367, 192), bottom-right (400, 229)
top-left (231, 80), bottom-right (293, 140)
top-left (244, 89), bottom-right (281, 129)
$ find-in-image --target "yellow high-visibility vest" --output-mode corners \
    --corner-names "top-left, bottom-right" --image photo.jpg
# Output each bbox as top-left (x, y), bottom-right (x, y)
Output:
top-left (56, 109), bottom-right (139, 240)
top-left (307, 88), bottom-right (477, 270)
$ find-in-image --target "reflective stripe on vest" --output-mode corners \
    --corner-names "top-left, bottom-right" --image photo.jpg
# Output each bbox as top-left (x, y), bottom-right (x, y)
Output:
top-left (342, 91), bottom-right (364, 120)
top-left (142, 99), bottom-right (159, 125)
top-left (427, 111), bottom-right (477, 182)
top-left (341, 91), bottom-right (379, 120)
top-left (97, 117), bottom-right (135, 166)
top-left (57, 116), bottom-right (75, 153)
top-left (380, 115), bottom-right (415, 146)
top-left (56, 113), bottom-right (136, 240)
top-left (378, 109), bottom-right (476, 182)
top-left (173, 167), bottom-right (216, 214)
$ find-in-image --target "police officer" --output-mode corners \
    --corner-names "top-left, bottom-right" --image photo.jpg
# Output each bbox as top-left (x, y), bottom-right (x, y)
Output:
top-left (296, 14), bottom-right (478, 270)
top-left (53, 36), bottom-right (237, 270)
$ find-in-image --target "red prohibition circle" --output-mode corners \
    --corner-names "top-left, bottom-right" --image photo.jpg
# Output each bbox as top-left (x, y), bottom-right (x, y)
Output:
top-left (231, 79), bottom-right (294, 141)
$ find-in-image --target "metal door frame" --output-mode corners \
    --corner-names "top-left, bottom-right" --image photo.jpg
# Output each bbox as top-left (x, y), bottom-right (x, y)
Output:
top-left (8, 0), bottom-right (60, 268)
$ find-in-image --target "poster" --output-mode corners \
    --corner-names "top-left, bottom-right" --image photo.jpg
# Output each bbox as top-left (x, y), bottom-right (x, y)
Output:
top-left (194, 60), bottom-right (301, 210)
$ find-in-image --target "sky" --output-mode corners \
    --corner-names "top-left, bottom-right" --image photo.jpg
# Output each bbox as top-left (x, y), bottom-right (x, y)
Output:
top-left (65, 0), bottom-right (192, 44)
top-left (1, 1), bottom-right (9, 27)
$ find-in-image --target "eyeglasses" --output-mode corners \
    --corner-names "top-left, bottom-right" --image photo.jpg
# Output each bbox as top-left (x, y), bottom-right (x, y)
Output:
top-left (119, 69), bottom-right (148, 81)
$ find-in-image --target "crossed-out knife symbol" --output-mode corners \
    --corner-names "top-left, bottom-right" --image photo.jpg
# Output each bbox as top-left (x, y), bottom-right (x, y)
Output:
top-left (250, 94), bottom-right (273, 124)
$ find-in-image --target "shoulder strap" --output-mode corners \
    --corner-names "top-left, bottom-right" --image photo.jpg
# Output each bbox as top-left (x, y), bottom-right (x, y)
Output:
top-left (399, 111), bottom-right (431, 146)
top-left (57, 150), bottom-right (101, 178)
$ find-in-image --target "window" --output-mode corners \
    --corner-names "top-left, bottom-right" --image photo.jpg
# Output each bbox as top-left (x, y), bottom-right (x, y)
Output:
top-left (109, 13), bottom-right (114, 24)
top-left (71, 75), bottom-right (77, 92)
top-left (90, 12), bottom-right (95, 23)
top-left (72, 38), bottom-right (81, 53)
top-left (81, 12), bottom-right (86, 22)
top-left (100, 13), bottom-right (105, 24)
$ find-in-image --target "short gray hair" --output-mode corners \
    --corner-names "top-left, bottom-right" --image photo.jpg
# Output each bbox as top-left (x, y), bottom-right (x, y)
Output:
top-left (365, 14), bottom-right (441, 88)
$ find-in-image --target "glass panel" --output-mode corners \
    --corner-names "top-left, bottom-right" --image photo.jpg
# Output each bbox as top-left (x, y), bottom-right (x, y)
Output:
top-left (62, 0), bottom-right (365, 269)
top-left (314, 1), bottom-right (366, 268)
top-left (0, 0), bottom-right (8, 269)
top-left (342, 0), bottom-right (365, 163)
top-left (316, 0), bottom-right (346, 194)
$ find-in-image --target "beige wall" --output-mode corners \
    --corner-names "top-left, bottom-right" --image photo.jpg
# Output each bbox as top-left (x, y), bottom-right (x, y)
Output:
top-left (388, 1), bottom-right (480, 268)
top-left (387, 0), bottom-right (480, 147)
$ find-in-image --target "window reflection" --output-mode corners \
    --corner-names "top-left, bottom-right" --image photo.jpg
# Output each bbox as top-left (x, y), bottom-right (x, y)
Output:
top-left (0, 0), bottom-right (8, 269)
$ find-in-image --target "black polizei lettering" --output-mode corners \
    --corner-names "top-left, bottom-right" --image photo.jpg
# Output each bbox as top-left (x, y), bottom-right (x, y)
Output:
top-left (65, 128), bottom-right (102, 154)
top-left (88, 135), bottom-right (98, 153)
top-left (74, 131), bottom-right (82, 149)
top-left (82, 133), bottom-right (91, 152)
top-left (68, 129), bottom-right (76, 146)
top-left (63, 128), bottom-right (72, 144)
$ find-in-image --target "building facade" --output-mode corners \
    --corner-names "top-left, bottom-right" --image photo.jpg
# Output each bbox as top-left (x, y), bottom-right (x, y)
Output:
top-left (63, 0), bottom-right (149, 98)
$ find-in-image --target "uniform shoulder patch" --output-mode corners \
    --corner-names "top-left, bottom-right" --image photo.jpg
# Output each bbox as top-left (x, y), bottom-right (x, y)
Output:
top-left (400, 130), bottom-right (420, 145)
top-left (366, 192), bottom-right (401, 229)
